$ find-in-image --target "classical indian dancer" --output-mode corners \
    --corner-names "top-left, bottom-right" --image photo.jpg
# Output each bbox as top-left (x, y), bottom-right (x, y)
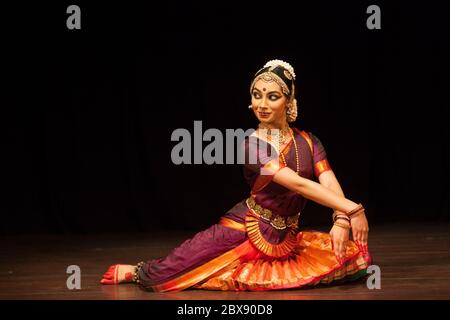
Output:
top-left (101, 59), bottom-right (372, 292)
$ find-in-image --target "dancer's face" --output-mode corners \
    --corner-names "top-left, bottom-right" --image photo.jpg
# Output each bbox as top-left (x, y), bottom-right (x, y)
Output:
top-left (251, 79), bottom-right (289, 127)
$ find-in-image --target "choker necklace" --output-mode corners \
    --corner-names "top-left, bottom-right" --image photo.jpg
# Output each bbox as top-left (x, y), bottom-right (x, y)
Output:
top-left (257, 123), bottom-right (299, 174)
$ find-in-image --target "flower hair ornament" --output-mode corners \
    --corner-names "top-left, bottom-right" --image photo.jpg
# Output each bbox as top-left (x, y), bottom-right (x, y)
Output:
top-left (250, 59), bottom-right (298, 122)
top-left (264, 59), bottom-right (296, 80)
top-left (286, 98), bottom-right (298, 123)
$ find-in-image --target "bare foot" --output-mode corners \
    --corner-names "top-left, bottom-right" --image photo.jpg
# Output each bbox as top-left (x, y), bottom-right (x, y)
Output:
top-left (100, 264), bottom-right (136, 285)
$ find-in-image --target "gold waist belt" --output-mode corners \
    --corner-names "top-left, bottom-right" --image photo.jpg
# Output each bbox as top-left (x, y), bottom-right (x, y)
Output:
top-left (246, 197), bottom-right (299, 230)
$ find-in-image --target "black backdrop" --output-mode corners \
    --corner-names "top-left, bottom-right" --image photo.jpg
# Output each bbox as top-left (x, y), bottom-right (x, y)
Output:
top-left (3, 1), bottom-right (449, 234)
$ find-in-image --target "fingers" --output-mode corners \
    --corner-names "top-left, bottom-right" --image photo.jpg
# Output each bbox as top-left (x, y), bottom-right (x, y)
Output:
top-left (330, 228), bottom-right (349, 264)
top-left (351, 216), bottom-right (369, 247)
top-left (356, 241), bottom-right (368, 254)
top-left (353, 230), bottom-right (361, 243)
top-left (334, 243), bottom-right (342, 264)
top-left (333, 239), bottom-right (346, 265)
top-left (361, 230), bottom-right (369, 253)
top-left (363, 228), bottom-right (369, 244)
top-left (355, 235), bottom-right (369, 254)
top-left (339, 241), bottom-right (347, 263)
top-left (358, 228), bottom-right (368, 247)
top-left (353, 229), bottom-right (368, 248)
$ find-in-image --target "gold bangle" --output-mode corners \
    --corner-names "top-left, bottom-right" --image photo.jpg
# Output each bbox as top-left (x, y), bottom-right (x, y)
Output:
top-left (332, 211), bottom-right (338, 221)
top-left (349, 210), bottom-right (365, 220)
top-left (335, 216), bottom-right (351, 224)
top-left (333, 213), bottom-right (350, 223)
top-left (347, 204), bottom-right (364, 217)
top-left (334, 221), bottom-right (351, 229)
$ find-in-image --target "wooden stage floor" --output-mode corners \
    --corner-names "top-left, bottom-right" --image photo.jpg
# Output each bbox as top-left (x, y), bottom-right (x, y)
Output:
top-left (1, 222), bottom-right (450, 300)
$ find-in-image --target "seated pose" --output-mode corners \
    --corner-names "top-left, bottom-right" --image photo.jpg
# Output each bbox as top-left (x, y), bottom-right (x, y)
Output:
top-left (101, 59), bottom-right (372, 292)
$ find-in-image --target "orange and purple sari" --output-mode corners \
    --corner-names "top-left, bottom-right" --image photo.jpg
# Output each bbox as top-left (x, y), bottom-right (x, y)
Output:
top-left (138, 128), bottom-right (372, 292)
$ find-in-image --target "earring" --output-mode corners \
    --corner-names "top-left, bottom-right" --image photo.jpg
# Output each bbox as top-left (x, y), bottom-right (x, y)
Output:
top-left (248, 105), bottom-right (253, 109)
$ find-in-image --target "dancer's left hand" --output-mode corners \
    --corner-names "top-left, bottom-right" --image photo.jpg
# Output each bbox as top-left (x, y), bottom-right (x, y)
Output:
top-left (350, 213), bottom-right (369, 249)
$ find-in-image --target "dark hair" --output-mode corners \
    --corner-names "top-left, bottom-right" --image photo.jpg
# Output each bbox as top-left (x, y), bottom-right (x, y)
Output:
top-left (251, 65), bottom-right (295, 98)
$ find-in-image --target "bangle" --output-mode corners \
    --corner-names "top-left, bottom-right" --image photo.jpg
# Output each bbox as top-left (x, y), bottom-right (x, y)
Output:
top-left (334, 221), bottom-right (351, 229)
top-left (347, 204), bottom-right (364, 217)
top-left (332, 211), bottom-right (338, 221)
top-left (336, 216), bottom-right (351, 224)
top-left (133, 261), bottom-right (145, 284)
top-left (349, 210), bottom-right (365, 220)
top-left (332, 212), bottom-right (350, 223)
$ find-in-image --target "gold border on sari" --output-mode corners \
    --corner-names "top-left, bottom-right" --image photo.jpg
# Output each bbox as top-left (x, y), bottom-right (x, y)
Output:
top-left (246, 196), bottom-right (299, 230)
top-left (219, 217), bottom-right (246, 232)
top-left (314, 159), bottom-right (332, 177)
top-left (151, 240), bottom-right (254, 292)
top-left (245, 210), bottom-right (299, 258)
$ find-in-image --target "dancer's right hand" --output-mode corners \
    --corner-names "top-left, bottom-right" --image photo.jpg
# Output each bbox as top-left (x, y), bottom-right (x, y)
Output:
top-left (329, 222), bottom-right (350, 265)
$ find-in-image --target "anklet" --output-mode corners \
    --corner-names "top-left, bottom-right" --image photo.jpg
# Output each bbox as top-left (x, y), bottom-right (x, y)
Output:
top-left (133, 261), bottom-right (145, 284)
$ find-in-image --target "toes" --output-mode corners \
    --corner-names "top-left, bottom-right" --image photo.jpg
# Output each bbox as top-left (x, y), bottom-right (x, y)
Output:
top-left (101, 279), bottom-right (114, 285)
top-left (102, 273), bottom-right (113, 280)
top-left (100, 264), bottom-right (122, 285)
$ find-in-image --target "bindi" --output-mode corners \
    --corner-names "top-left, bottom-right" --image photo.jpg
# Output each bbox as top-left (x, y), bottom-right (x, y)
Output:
top-left (262, 88), bottom-right (266, 92)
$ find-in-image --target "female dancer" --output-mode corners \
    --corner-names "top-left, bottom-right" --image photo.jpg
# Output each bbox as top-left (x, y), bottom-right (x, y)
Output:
top-left (101, 59), bottom-right (371, 291)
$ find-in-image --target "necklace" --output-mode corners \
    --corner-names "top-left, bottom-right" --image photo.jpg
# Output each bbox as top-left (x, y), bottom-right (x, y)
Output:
top-left (257, 123), bottom-right (300, 174)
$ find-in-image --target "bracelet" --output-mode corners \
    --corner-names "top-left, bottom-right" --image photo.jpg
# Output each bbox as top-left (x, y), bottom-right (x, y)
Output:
top-left (133, 261), bottom-right (145, 284)
top-left (347, 204), bottom-right (364, 217)
top-left (332, 211), bottom-right (338, 221)
top-left (335, 216), bottom-right (351, 224)
top-left (349, 209), bottom-right (365, 220)
top-left (334, 221), bottom-right (351, 229)
top-left (332, 212), bottom-right (350, 223)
